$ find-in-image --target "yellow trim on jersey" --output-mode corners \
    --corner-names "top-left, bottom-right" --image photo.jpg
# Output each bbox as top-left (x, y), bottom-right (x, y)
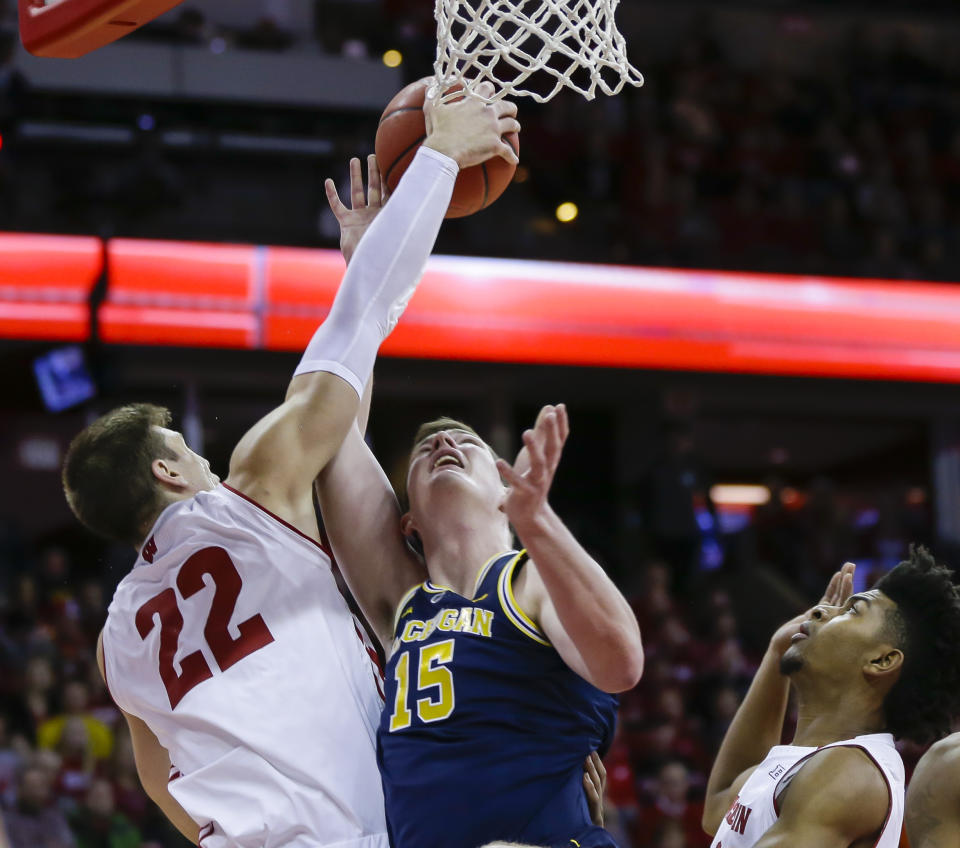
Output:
top-left (471, 552), bottom-right (504, 598)
top-left (392, 584), bottom-right (422, 635)
top-left (497, 551), bottom-right (551, 646)
top-left (422, 551), bottom-right (508, 600)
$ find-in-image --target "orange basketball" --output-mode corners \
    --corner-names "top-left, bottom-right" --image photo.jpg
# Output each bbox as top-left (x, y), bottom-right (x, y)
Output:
top-left (375, 80), bottom-right (519, 219)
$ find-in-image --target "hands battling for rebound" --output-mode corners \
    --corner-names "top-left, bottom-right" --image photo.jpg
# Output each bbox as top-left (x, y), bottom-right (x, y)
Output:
top-left (423, 80), bottom-right (520, 169)
top-left (498, 404), bottom-right (569, 528)
top-left (324, 154), bottom-right (387, 267)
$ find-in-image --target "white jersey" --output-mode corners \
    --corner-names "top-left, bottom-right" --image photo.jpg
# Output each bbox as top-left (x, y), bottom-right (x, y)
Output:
top-left (710, 733), bottom-right (904, 848)
top-left (102, 485), bottom-right (389, 848)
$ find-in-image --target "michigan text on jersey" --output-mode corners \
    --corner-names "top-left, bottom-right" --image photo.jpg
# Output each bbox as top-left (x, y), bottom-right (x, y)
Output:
top-left (398, 607), bottom-right (494, 643)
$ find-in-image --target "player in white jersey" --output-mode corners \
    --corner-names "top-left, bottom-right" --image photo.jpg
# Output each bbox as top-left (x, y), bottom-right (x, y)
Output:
top-left (703, 547), bottom-right (960, 848)
top-left (906, 731), bottom-right (960, 848)
top-left (60, 85), bottom-right (520, 848)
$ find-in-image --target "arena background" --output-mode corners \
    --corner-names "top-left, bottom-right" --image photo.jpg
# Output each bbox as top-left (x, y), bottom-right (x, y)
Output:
top-left (1, 1), bottom-right (959, 846)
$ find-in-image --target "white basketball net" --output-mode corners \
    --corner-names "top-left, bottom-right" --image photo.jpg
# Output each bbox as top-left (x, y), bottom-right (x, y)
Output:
top-left (433, 0), bottom-right (643, 103)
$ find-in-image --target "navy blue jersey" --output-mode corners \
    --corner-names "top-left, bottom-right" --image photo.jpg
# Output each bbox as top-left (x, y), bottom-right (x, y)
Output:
top-left (377, 551), bottom-right (619, 848)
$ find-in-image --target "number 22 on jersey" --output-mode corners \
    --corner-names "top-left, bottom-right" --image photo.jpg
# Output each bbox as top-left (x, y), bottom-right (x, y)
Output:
top-left (389, 640), bottom-right (456, 731)
top-left (136, 546), bottom-right (275, 709)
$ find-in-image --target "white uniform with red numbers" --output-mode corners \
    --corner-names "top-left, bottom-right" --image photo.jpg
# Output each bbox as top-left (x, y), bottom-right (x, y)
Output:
top-left (102, 484), bottom-right (388, 848)
top-left (710, 733), bottom-right (904, 848)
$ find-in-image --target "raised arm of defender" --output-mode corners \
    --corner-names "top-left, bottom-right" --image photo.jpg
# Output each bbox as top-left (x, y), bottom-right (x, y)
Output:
top-left (225, 85), bottom-right (520, 534)
top-left (702, 564), bottom-right (855, 834)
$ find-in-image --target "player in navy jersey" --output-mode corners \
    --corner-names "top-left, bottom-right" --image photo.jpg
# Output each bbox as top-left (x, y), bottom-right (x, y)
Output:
top-left (316, 404), bottom-right (644, 848)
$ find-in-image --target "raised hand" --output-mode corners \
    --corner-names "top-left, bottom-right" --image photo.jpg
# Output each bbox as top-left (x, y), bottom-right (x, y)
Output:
top-left (324, 154), bottom-right (387, 266)
top-left (496, 404), bottom-right (569, 528)
top-left (423, 80), bottom-right (520, 169)
top-left (769, 561), bottom-right (856, 657)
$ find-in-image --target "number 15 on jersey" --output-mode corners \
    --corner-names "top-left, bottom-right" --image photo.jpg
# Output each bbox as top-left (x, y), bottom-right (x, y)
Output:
top-left (389, 640), bottom-right (456, 731)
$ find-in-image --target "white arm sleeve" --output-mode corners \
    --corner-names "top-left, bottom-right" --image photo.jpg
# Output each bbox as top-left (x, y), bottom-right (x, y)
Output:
top-left (294, 146), bottom-right (458, 396)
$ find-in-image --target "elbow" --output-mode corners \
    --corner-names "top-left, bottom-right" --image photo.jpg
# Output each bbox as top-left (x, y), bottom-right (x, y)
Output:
top-left (599, 640), bottom-right (645, 693)
top-left (701, 796), bottom-right (724, 836)
top-left (701, 808), bottom-right (719, 836)
top-left (621, 644), bottom-right (645, 691)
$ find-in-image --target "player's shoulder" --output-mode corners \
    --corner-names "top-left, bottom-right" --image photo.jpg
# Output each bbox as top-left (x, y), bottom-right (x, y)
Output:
top-left (913, 733), bottom-right (960, 789)
top-left (920, 732), bottom-right (960, 765)
top-left (783, 745), bottom-right (891, 821)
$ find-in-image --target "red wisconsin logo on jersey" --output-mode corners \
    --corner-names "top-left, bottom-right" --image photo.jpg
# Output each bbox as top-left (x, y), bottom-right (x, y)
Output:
top-left (725, 797), bottom-right (753, 835)
top-left (142, 535), bottom-right (158, 563)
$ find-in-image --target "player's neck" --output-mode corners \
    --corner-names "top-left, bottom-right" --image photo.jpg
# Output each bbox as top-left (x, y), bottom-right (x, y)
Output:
top-left (421, 522), bottom-right (511, 599)
top-left (791, 681), bottom-right (886, 747)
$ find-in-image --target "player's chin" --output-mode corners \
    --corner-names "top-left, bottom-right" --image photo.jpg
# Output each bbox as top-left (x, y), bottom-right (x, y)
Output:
top-left (779, 646), bottom-right (805, 676)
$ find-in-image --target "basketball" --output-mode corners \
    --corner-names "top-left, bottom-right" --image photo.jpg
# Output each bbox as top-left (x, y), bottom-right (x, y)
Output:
top-left (375, 80), bottom-right (520, 219)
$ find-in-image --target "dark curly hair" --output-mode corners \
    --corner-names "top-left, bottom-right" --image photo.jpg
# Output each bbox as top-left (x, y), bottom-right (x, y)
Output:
top-left (62, 403), bottom-right (178, 547)
top-left (874, 545), bottom-right (960, 744)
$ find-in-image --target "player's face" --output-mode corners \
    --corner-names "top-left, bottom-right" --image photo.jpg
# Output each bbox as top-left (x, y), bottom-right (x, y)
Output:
top-left (780, 589), bottom-right (898, 680)
top-left (406, 428), bottom-right (504, 515)
top-left (154, 427), bottom-right (220, 493)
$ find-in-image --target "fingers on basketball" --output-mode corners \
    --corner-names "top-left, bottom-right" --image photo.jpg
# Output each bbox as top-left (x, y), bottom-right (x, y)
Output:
top-left (375, 79), bottom-right (520, 218)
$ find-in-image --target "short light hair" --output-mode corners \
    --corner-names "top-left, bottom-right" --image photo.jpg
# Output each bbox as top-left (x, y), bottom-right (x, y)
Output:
top-left (62, 404), bottom-right (178, 546)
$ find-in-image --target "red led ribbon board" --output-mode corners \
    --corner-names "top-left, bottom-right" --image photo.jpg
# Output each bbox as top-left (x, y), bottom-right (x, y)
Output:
top-left (0, 233), bottom-right (102, 341)
top-left (266, 252), bottom-right (960, 384)
top-left (5, 231), bottom-right (960, 383)
top-left (19, 0), bottom-right (184, 58)
top-left (98, 239), bottom-right (260, 349)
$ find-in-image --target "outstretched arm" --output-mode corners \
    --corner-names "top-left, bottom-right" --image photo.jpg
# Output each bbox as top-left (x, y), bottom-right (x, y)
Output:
top-left (227, 86), bottom-right (520, 532)
top-left (753, 746), bottom-right (890, 847)
top-left (316, 425), bottom-right (425, 648)
top-left (702, 564), bottom-right (855, 834)
top-left (505, 405), bottom-right (644, 694)
top-left (312, 150), bottom-right (426, 648)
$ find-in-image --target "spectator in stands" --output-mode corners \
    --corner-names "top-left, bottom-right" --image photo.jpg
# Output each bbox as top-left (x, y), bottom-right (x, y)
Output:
top-left (635, 760), bottom-right (710, 847)
top-left (38, 681), bottom-right (113, 763)
top-left (650, 820), bottom-right (687, 848)
top-left (3, 763), bottom-right (75, 848)
top-left (102, 731), bottom-right (147, 829)
top-left (19, 656), bottom-right (56, 738)
top-left (68, 779), bottom-right (140, 848)
top-left (51, 718), bottom-right (96, 807)
top-left (0, 715), bottom-right (25, 802)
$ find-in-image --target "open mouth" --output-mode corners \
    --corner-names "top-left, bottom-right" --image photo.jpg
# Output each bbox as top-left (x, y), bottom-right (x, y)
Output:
top-left (432, 453), bottom-right (464, 471)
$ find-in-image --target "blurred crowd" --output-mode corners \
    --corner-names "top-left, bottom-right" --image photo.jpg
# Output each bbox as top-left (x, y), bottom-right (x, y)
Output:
top-left (123, 3), bottom-right (960, 281)
top-left (0, 448), bottom-right (937, 848)
top-left (0, 541), bottom-right (191, 848)
top-left (2, 4), bottom-right (957, 280)
top-left (467, 23), bottom-right (960, 281)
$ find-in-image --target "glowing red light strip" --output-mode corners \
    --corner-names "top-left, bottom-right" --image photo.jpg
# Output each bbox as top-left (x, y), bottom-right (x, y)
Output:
top-left (2, 231), bottom-right (960, 382)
